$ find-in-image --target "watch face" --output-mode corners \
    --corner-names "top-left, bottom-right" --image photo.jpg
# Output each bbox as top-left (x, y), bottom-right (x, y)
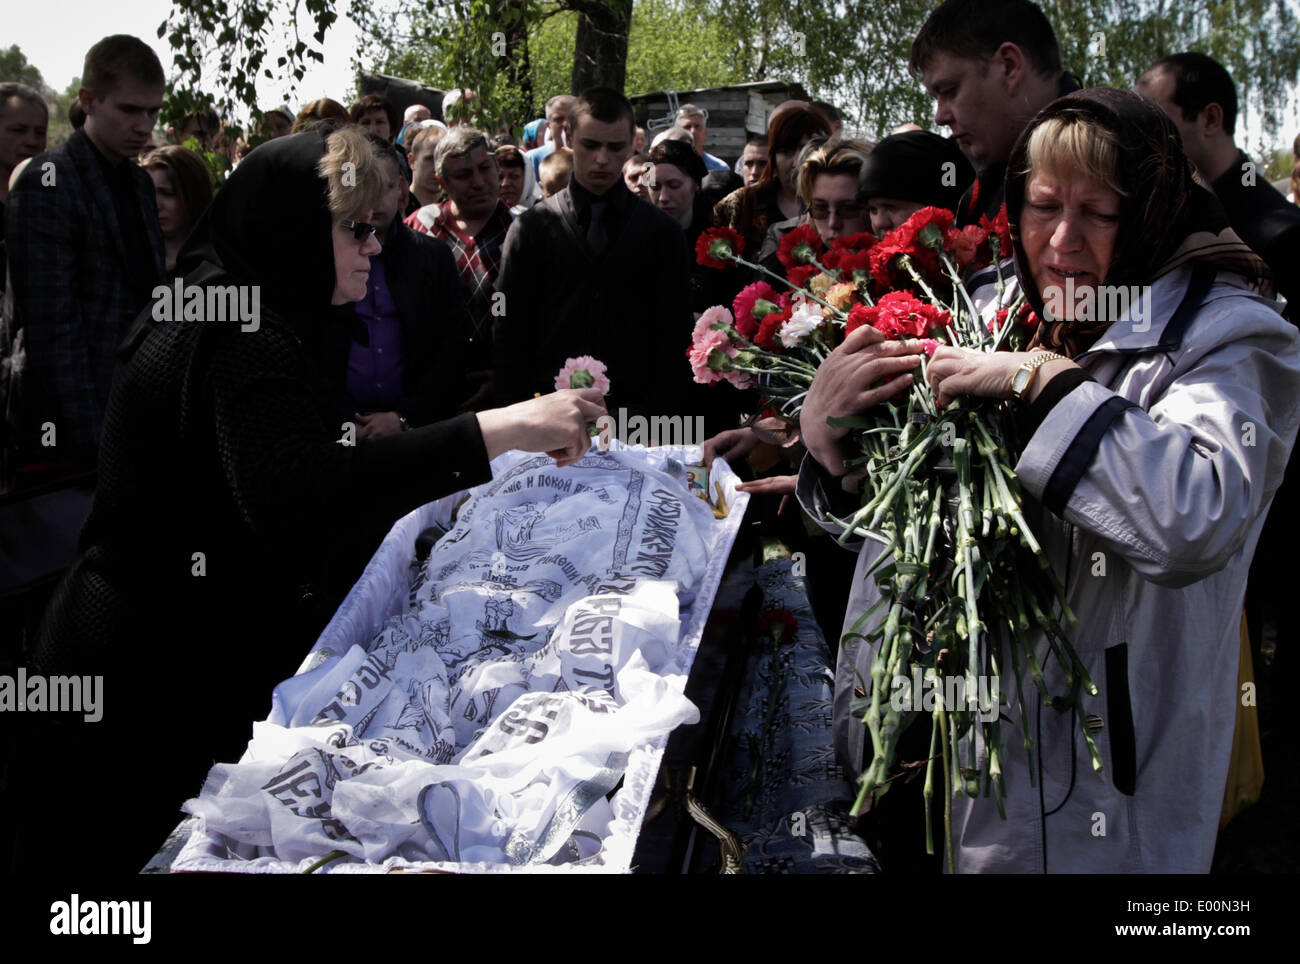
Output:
top-left (1012, 368), bottom-right (1032, 396)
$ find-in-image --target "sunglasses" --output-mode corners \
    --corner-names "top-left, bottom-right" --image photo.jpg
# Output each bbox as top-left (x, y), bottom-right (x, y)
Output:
top-left (809, 200), bottom-right (867, 220)
top-left (340, 219), bottom-right (377, 241)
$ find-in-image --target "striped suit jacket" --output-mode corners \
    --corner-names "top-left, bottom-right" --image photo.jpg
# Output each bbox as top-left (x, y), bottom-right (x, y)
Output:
top-left (6, 129), bottom-right (165, 459)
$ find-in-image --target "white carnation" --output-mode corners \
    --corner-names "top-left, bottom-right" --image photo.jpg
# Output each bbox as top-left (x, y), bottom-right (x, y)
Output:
top-left (779, 301), bottom-right (822, 347)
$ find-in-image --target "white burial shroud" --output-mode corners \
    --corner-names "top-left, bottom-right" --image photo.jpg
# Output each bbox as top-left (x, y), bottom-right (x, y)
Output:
top-left (180, 446), bottom-right (741, 871)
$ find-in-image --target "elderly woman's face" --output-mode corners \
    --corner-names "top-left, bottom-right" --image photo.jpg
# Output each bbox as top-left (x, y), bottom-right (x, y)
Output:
top-left (331, 219), bottom-right (382, 305)
top-left (1020, 168), bottom-right (1121, 321)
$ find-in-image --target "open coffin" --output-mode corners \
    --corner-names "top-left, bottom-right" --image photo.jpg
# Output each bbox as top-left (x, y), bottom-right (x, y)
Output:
top-left (170, 443), bottom-right (748, 873)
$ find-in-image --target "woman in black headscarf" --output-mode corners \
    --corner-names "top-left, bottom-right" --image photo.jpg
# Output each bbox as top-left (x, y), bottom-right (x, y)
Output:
top-left (13, 127), bottom-right (602, 872)
top-left (803, 88), bottom-right (1300, 872)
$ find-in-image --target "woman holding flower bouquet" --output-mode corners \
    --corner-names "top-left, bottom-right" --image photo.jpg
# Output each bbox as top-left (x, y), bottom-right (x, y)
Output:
top-left (799, 88), bottom-right (1300, 872)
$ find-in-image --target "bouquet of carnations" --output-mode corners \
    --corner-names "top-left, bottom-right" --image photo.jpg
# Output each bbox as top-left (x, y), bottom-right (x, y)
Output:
top-left (691, 207), bottom-right (1101, 868)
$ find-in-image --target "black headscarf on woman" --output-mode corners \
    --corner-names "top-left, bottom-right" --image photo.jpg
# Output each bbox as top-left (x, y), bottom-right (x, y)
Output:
top-left (175, 129), bottom-right (337, 338)
top-left (1005, 87), bottom-right (1265, 356)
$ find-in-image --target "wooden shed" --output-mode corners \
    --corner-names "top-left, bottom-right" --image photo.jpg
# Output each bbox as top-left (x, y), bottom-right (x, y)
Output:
top-left (629, 81), bottom-right (811, 166)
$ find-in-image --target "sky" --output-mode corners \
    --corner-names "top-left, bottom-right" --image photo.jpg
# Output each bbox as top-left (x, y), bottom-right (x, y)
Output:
top-left (5, 0), bottom-right (363, 116)
top-left (5, 0), bottom-right (1297, 155)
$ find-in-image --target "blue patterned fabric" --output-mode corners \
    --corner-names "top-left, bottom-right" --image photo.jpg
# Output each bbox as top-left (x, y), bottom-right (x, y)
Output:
top-left (713, 557), bottom-right (878, 874)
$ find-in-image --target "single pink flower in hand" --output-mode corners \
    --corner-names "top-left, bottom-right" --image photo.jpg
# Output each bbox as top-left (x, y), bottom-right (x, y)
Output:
top-left (555, 355), bottom-right (611, 393)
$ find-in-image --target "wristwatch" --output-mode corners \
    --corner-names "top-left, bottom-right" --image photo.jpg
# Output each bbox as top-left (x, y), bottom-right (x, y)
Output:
top-left (398, 414), bottom-right (410, 432)
top-left (1009, 352), bottom-right (1066, 401)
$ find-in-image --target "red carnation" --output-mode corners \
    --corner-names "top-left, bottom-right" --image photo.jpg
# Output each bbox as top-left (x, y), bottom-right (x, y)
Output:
top-left (979, 205), bottom-right (1012, 258)
top-left (868, 240), bottom-right (906, 289)
top-left (777, 224), bottom-right (825, 270)
top-left (835, 248), bottom-right (874, 281)
top-left (945, 223), bottom-right (988, 270)
top-left (831, 231), bottom-right (877, 253)
top-left (867, 291), bottom-right (950, 339)
top-left (874, 206), bottom-right (957, 284)
top-left (696, 227), bottom-right (745, 269)
top-left (904, 207), bottom-right (955, 251)
top-left (786, 264), bottom-right (818, 289)
top-left (845, 302), bottom-right (876, 336)
top-left (755, 311), bottom-right (789, 351)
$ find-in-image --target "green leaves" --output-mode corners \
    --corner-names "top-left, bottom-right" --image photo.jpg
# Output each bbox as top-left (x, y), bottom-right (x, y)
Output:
top-left (162, 0), bottom-right (337, 130)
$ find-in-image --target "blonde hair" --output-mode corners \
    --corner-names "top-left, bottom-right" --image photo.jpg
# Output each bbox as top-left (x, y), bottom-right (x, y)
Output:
top-left (317, 125), bottom-right (386, 223)
top-left (1022, 114), bottom-right (1128, 198)
top-left (796, 137), bottom-right (874, 204)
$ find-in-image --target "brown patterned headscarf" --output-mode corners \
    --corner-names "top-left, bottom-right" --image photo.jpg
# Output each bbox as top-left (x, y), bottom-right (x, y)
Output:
top-left (1004, 87), bottom-right (1267, 357)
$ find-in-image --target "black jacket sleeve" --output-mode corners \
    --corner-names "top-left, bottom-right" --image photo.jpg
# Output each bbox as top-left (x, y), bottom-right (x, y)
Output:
top-left (492, 213), bottom-right (539, 405)
top-left (205, 323), bottom-right (492, 548)
top-left (395, 231), bottom-right (474, 425)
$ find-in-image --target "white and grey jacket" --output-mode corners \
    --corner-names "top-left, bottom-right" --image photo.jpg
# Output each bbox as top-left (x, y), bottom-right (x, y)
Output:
top-left (798, 263), bottom-right (1300, 872)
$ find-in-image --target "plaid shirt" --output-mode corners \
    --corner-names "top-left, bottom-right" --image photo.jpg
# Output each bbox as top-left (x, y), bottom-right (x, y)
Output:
top-left (404, 200), bottom-right (513, 369)
top-left (7, 130), bottom-right (164, 457)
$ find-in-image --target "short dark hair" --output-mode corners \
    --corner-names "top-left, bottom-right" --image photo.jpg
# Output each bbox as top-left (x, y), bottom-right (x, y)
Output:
top-left (910, 0), bottom-right (1061, 80)
top-left (495, 143), bottom-right (526, 169)
top-left (1147, 52), bottom-right (1238, 137)
top-left (0, 83), bottom-right (49, 122)
top-left (570, 87), bottom-right (635, 138)
top-left (350, 94), bottom-right (400, 137)
top-left (648, 139), bottom-right (706, 184)
top-left (82, 34), bottom-right (165, 99)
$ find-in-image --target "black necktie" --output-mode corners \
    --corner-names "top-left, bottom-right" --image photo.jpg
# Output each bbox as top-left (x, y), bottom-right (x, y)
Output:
top-left (586, 200), bottom-right (609, 253)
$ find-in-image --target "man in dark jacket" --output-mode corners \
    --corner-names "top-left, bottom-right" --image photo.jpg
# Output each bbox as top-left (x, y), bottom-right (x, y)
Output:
top-left (493, 87), bottom-right (695, 424)
top-left (1138, 52), bottom-right (1300, 710)
top-left (909, 0), bottom-right (1079, 225)
top-left (1138, 52), bottom-right (1300, 314)
top-left (6, 35), bottom-right (166, 465)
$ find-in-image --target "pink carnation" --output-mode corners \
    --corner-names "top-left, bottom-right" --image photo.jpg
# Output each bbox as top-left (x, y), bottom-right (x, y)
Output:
top-left (555, 355), bottom-right (611, 393)
top-left (693, 305), bottom-right (735, 342)
top-left (688, 328), bottom-right (732, 384)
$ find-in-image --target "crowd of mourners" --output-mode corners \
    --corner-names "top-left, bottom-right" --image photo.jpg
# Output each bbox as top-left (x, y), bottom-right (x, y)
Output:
top-left (3, 0), bottom-right (1300, 874)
